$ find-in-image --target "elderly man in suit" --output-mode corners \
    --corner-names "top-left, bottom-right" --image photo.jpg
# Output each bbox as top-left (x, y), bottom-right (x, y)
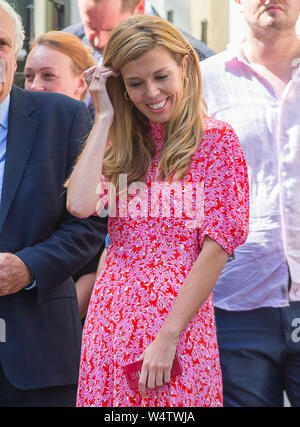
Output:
top-left (0, 0), bottom-right (106, 407)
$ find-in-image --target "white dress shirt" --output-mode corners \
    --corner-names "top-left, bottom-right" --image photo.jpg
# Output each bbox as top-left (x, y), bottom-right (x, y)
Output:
top-left (201, 44), bottom-right (300, 310)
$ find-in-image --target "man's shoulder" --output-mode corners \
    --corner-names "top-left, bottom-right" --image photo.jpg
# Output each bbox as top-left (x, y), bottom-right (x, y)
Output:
top-left (11, 85), bottom-right (86, 118)
top-left (63, 22), bottom-right (85, 39)
top-left (201, 50), bottom-right (230, 71)
top-left (28, 87), bottom-right (82, 106)
top-left (179, 29), bottom-right (215, 60)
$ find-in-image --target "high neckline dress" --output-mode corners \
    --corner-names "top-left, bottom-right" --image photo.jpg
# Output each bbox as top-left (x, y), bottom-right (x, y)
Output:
top-left (76, 118), bottom-right (249, 407)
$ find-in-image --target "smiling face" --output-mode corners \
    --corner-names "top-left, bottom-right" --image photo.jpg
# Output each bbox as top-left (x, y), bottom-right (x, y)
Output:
top-left (236, 0), bottom-right (300, 32)
top-left (24, 45), bottom-right (86, 100)
top-left (121, 46), bottom-right (187, 123)
top-left (0, 6), bottom-right (18, 104)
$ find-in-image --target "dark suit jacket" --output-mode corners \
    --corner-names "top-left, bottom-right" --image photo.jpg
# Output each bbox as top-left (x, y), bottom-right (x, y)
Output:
top-left (64, 22), bottom-right (215, 61)
top-left (0, 86), bottom-right (107, 390)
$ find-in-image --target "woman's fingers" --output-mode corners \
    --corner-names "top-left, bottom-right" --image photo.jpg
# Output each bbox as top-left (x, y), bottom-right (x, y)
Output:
top-left (138, 362), bottom-right (172, 397)
top-left (83, 66), bottom-right (97, 83)
top-left (138, 362), bottom-right (148, 398)
top-left (84, 66), bottom-right (119, 85)
top-left (155, 369), bottom-right (164, 388)
top-left (83, 66), bottom-right (119, 117)
top-left (164, 367), bottom-right (171, 384)
top-left (93, 70), bottom-right (116, 84)
top-left (136, 340), bottom-right (178, 397)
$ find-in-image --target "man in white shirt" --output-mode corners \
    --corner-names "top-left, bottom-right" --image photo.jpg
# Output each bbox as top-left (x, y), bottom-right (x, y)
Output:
top-left (201, 0), bottom-right (300, 407)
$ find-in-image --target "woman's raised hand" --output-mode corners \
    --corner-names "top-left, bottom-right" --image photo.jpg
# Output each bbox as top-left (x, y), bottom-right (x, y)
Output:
top-left (84, 66), bottom-right (119, 122)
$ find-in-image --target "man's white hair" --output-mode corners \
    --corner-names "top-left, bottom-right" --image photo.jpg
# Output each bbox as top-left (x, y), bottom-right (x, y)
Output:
top-left (0, 0), bottom-right (24, 51)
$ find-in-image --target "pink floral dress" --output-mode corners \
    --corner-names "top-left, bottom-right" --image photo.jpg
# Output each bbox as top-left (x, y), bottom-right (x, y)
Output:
top-left (76, 118), bottom-right (249, 407)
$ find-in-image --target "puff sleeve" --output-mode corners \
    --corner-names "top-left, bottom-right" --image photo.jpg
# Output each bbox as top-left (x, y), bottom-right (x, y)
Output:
top-left (200, 122), bottom-right (249, 255)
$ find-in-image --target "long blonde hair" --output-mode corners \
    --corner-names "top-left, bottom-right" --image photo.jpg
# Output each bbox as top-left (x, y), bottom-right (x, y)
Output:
top-left (102, 15), bottom-right (206, 187)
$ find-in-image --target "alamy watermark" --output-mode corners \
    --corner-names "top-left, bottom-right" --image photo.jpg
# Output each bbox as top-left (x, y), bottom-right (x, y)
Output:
top-left (292, 318), bottom-right (300, 344)
top-left (0, 318), bottom-right (6, 343)
top-left (0, 58), bottom-right (5, 83)
top-left (95, 175), bottom-right (205, 229)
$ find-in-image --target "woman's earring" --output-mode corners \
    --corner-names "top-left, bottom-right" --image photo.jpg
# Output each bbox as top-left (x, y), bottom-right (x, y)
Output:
top-left (124, 90), bottom-right (130, 101)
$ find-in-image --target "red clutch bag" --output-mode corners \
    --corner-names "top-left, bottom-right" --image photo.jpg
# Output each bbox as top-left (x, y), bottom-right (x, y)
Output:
top-left (123, 354), bottom-right (182, 390)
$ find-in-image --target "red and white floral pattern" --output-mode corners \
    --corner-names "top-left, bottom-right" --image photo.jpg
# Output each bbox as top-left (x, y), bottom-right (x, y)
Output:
top-left (76, 118), bottom-right (249, 407)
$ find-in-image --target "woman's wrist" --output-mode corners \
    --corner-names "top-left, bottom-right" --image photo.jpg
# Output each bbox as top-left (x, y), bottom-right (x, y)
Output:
top-left (94, 112), bottom-right (113, 127)
top-left (89, 114), bottom-right (113, 147)
top-left (157, 324), bottom-right (181, 343)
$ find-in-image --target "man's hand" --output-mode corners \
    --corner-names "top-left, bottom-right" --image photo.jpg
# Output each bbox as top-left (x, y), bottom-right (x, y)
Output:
top-left (0, 253), bottom-right (31, 296)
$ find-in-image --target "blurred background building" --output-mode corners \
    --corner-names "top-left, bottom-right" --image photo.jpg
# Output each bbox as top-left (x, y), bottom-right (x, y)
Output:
top-left (151, 0), bottom-right (300, 52)
top-left (11, 0), bottom-right (75, 86)
top-left (8, 0), bottom-right (300, 86)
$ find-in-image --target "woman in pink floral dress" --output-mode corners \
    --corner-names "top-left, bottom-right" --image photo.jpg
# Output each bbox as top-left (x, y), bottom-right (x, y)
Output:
top-left (66, 16), bottom-right (249, 407)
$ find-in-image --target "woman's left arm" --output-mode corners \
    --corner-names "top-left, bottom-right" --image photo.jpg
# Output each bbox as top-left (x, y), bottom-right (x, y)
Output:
top-left (138, 235), bottom-right (228, 397)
